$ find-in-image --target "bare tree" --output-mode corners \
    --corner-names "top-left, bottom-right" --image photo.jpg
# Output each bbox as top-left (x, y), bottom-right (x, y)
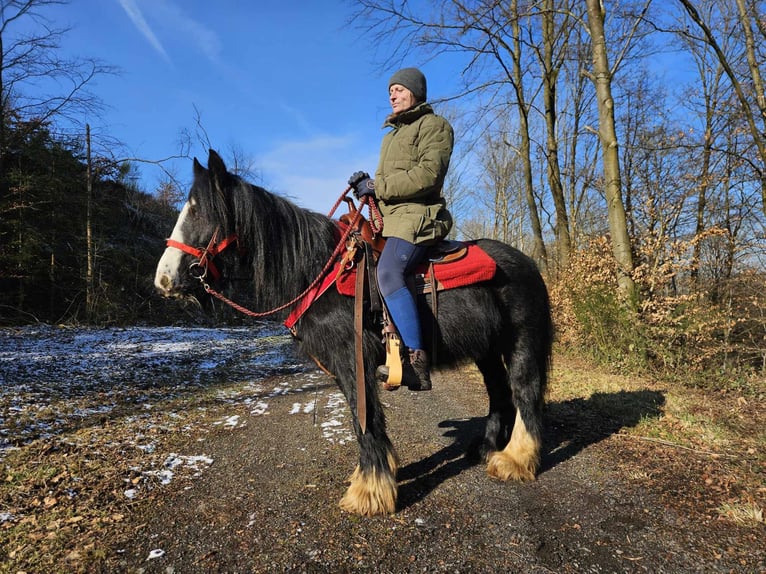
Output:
top-left (354, 0), bottom-right (549, 268)
top-left (504, 0), bottom-right (548, 269)
top-left (557, 20), bottom-right (600, 245)
top-left (0, 0), bottom-right (115, 194)
top-left (474, 124), bottom-right (527, 245)
top-left (583, 0), bottom-right (639, 305)
top-left (536, 0), bottom-right (573, 270)
top-left (677, 0), bottom-right (766, 218)
top-left (670, 0), bottom-right (731, 286)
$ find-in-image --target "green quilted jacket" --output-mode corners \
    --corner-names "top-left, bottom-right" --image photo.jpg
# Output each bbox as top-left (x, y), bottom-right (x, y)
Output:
top-left (374, 102), bottom-right (454, 245)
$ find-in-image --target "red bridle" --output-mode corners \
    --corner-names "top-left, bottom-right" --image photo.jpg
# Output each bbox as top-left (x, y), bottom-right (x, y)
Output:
top-left (165, 227), bottom-right (239, 282)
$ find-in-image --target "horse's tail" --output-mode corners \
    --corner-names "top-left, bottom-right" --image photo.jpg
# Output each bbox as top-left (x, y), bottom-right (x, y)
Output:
top-left (477, 238), bottom-right (554, 397)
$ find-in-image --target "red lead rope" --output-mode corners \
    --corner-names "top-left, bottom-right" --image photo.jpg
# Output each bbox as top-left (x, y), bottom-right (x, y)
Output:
top-left (198, 188), bottom-right (377, 321)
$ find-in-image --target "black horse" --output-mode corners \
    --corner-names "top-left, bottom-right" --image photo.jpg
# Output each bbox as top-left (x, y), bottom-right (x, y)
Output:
top-left (155, 150), bottom-right (553, 516)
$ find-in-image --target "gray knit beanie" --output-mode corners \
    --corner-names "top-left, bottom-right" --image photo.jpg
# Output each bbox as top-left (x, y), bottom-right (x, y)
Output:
top-left (388, 67), bottom-right (427, 103)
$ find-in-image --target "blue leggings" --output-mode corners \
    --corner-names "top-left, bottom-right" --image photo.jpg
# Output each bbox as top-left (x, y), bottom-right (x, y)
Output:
top-left (377, 237), bottom-right (428, 350)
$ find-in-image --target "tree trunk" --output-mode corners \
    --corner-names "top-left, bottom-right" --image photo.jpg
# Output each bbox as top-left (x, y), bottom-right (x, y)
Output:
top-left (541, 0), bottom-right (571, 270)
top-left (585, 0), bottom-right (637, 306)
top-left (86, 123), bottom-right (94, 322)
top-left (510, 0), bottom-right (548, 271)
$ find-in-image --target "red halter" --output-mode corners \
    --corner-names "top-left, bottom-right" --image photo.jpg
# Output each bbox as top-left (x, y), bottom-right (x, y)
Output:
top-left (165, 227), bottom-right (239, 282)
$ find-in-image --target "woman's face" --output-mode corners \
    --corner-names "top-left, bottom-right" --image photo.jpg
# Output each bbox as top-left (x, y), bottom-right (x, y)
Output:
top-left (389, 84), bottom-right (417, 114)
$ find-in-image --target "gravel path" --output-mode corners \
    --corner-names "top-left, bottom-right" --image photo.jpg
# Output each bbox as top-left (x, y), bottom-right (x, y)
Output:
top-left (102, 370), bottom-right (762, 573)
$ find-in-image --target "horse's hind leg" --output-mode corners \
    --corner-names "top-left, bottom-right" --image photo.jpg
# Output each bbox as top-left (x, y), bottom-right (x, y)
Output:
top-left (486, 343), bottom-right (544, 482)
top-left (474, 353), bottom-right (515, 461)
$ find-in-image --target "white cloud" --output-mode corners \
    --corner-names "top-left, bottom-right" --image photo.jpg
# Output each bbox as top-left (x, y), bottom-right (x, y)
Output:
top-left (153, 0), bottom-right (222, 63)
top-left (117, 0), bottom-right (222, 66)
top-left (117, 0), bottom-right (171, 62)
top-left (256, 134), bottom-right (379, 214)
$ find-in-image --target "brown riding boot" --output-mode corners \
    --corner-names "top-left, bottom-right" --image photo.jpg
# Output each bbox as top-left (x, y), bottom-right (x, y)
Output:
top-left (376, 348), bottom-right (432, 391)
top-left (403, 348), bottom-right (432, 391)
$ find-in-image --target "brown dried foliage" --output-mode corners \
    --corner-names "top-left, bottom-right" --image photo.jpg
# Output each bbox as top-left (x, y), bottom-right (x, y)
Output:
top-left (549, 233), bottom-right (765, 390)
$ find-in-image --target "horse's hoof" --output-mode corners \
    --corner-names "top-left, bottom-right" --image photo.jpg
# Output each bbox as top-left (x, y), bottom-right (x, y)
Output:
top-left (486, 450), bottom-right (537, 482)
top-left (339, 465), bottom-right (397, 516)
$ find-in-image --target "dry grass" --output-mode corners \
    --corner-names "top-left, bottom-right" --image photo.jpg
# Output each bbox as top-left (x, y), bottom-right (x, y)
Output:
top-left (0, 383), bottom-right (253, 573)
top-left (717, 501), bottom-right (765, 527)
top-left (551, 353), bottom-right (765, 531)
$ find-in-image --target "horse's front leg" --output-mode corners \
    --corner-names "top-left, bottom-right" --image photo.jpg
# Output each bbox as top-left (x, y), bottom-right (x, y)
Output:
top-left (298, 301), bottom-right (398, 515)
top-left (337, 359), bottom-right (399, 516)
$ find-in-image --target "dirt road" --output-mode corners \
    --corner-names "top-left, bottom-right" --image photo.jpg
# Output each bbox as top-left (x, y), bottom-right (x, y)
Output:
top-left (100, 367), bottom-right (763, 573)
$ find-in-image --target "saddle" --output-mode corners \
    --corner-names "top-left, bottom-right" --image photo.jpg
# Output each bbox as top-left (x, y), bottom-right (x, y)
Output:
top-left (336, 211), bottom-right (495, 391)
top-left (338, 212), bottom-right (469, 267)
top-left (337, 212), bottom-right (473, 300)
top-left (281, 202), bottom-right (496, 431)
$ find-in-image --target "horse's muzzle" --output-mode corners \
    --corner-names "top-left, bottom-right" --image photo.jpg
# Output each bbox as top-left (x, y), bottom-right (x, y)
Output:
top-left (154, 272), bottom-right (184, 298)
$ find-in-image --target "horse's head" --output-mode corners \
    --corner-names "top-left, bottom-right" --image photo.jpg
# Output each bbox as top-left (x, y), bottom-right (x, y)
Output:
top-left (154, 150), bottom-right (239, 298)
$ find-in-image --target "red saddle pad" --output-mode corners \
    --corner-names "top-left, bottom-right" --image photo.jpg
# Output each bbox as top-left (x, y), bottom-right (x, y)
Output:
top-left (334, 242), bottom-right (496, 296)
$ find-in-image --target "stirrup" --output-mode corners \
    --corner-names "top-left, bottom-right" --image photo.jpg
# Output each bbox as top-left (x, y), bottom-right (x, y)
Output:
top-left (377, 332), bottom-right (403, 391)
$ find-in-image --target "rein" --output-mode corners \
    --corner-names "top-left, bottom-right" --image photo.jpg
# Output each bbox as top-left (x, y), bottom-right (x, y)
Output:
top-left (188, 189), bottom-right (380, 320)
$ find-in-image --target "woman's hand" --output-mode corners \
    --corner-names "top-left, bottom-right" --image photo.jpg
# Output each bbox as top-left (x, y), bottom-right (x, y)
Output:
top-left (348, 171), bottom-right (376, 199)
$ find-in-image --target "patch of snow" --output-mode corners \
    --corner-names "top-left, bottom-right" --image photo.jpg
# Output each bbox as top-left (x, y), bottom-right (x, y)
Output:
top-left (268, 381), bottom-right (291, 397)
top-left (146, 549), bottom-right (165, 560)
top-left (1, 325), bottom-right (362, 501)
top-left (0, 325), bottom-right (298, 457)
top-left (250, 400), bottom-right (270, 416)
top-left (144, 468), bottom-right (175, 486)
top-left (162, 453), bottom-right (214, 473)
top-left (214, 414), bottom-right (242, 428)
top-left (320, 392), bottom-right (355, 444)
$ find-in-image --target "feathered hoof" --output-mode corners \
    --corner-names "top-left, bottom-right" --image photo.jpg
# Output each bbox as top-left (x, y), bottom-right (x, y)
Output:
top-left (339, 465), bottom-right (398, 516)
top-left (486, 450), bottom-right (537, 482)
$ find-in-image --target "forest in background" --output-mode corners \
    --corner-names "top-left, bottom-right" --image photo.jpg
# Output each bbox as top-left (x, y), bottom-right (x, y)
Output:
top-left (0, 118), bottom-right (182, 325)
top-left (0, 0), bottom-right (764, 391)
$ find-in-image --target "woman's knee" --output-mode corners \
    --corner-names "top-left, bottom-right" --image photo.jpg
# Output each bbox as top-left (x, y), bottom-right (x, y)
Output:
top-left (377, 258), bottom-right (406, 295)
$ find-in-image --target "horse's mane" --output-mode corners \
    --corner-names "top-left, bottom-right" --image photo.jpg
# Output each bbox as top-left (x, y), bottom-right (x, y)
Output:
top-left (192, 167), bottom-right (338, 310)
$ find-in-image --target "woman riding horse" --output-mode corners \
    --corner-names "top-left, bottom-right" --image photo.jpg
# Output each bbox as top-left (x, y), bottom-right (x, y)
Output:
top-left (348, 67), bottom-right (453, 392)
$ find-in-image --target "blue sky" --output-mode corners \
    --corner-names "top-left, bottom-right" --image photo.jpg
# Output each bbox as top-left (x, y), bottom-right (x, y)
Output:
top-left (35, 0), bottom-right (458, 213)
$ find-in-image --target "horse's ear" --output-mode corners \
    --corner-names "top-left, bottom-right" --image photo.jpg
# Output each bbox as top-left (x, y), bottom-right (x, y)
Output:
top-left (193, 157), bottom-right (206, 177)
top-left (208, 149), bottom-right (228, 177)
top-left (207, 149), bottom-right (230, 194)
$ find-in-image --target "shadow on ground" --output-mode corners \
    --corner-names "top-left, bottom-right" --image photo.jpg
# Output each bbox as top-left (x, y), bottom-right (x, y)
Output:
top-left (542, 389), bottom-right (666, 471)
top-left (396, 389), bottom-right (666, 509)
